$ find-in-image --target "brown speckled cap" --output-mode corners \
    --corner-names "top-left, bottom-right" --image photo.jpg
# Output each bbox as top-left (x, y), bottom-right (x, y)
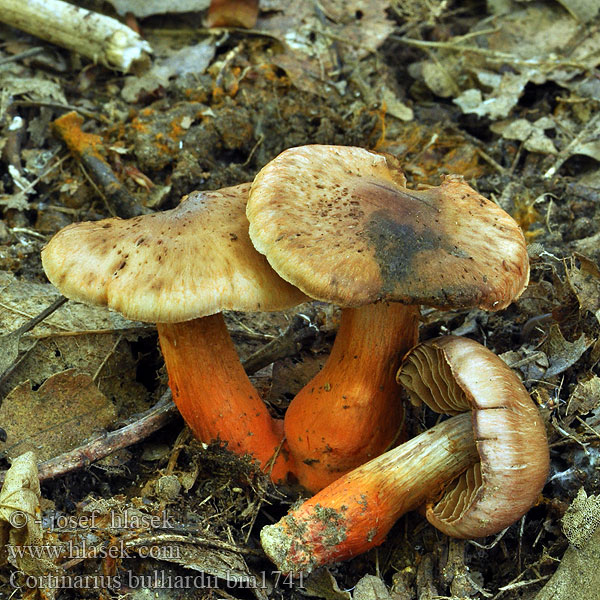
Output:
top-left (42, 183), bottom-right (307, 323)
top-left (247, 145), bottom-right (529, 310)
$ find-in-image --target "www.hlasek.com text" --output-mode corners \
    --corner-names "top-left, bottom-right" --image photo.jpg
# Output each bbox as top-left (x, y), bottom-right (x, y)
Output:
top-left (7, 539), bottom-right (180, 561)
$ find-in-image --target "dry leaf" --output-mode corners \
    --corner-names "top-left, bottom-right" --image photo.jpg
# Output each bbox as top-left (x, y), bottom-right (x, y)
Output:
top-left (0, 272), bottom-right (150, 414)
top-left (566, 255), bottom-right (600, 325)
top-left (0, 452), bottom-right (58, 575)
top-left (122, 41), bottom-right (216, 102)
top-left (417, 3), bottom-right (600, 122)
top-left (257, 0), bottom-right (394, 97)
top-left (0, 78), bottom-right (67, 106)
top-left (379, 86), bottom-right (414, 122)
top-left (540, 325), bottom-right (591, 378)
top-left (0, 369), bottom-right (117, 461)
top-left (353, 574), bottom-right (393, 600)
top-left (0, 271), bottom-right (146, 338)
top-left (303, 568), bottom-right (351, 600)
top-left (534, 489), bottom-right (600, 600)
top-left (565, 376), bottom-right (600, 421)
top-left (0, 452), bottom-right (41, 556)
top-left (491, 117), bottom-right (558, 154)
top-left (454, 72), bottom-right (529, 120)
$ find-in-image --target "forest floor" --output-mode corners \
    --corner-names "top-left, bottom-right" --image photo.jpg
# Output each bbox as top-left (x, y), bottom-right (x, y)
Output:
top-left (0, 1), bottom-right (600, 599)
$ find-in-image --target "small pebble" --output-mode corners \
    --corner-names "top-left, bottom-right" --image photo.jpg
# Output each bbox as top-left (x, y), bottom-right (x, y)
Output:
top-left (155, 475), bottom-right (181, 501)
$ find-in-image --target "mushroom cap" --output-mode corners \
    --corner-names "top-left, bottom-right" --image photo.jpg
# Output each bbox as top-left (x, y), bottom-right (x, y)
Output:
top-left (397, 335), bottom-right (549, 538)
top-left (247, 145), bottom-right (529, 310)
top-left (42, 183), bottom-right (307, 323)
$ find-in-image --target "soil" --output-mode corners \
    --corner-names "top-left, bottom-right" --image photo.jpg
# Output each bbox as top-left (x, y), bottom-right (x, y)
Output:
top-left (1, 1), bottom-right (599, 599)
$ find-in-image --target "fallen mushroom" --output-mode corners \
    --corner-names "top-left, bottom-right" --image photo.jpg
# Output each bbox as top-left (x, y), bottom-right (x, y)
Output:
top-left (247, 145), bottom-right (529, 492)
top-left (260, 336), bottom-right (549, 574)
top-left (41, 183), bottom-right (307, 482)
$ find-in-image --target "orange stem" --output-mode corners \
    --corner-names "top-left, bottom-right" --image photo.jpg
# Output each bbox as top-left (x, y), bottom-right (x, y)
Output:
top-left (261, 413), bottom-right (477, 574)
top-left (157, 314), bottom-right (294, 483)
top-left (283, 302), bottom-right (420, 492)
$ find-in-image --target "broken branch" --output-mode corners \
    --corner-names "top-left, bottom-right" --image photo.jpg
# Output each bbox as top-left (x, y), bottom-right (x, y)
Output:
top-left (0, 0), bottom-right (151, 72)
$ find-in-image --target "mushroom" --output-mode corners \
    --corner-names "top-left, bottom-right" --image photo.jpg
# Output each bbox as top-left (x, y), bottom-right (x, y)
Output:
top-left (41, 183), bottom-right (307, 482)
top-left (246, 145), bottom-right (530, 492)
top-left (260, 336), bottom-right (550, 574)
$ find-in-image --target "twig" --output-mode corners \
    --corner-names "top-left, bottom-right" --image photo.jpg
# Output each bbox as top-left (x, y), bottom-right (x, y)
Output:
top-left (0, 46), bottom-right (45, 65)
top-left (475, 147), bottom-right (506, 175)
top-left (5, 296), bottom-right (67, 337)
top-left (14, 100), bottom-right (107, 122)
top-left (575, 416), bottom-right (600, 442)
top-left (0, 297), bottom-right (70, 326)
top-left (92, 335), bottom-right (123, 382)
top-left (10, 227), bottom-right (47, 240)
top-left (488, 555), bottom-right (549, 600)
top-left (392, 35), bottom-right (591, 70)
top-left (243, 133), bottom-right (264, 167)
top-left (241, 313), bottom-right (319, 374)
top-left (0, 0), bottom-right (151, 71)
top-left (497, 575), bottom-right (551, 593)
top-left (543, 112), bottom-right (600, 179)
top-left (0, 296), bottom-right (68, 385)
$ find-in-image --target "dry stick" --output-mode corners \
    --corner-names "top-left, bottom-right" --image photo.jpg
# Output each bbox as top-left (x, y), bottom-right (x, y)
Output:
top-left (123, 533), bottom-right (263, 557)
top-left (0, 296), bottom-right (68, 385)
top-left (0, 46), bottom-right (45, 66)
top-left (543, 112), bottom-right (600, 179)
top-left (392, 35), bottom-right (592, 70)
top-left (0, 0), bottom-right (151, 72)
top-left (14, 100), bottom-right (107, 123)
top-left (52, 111), bottom-right (148, 219)
top-left (241, 313), bottom-right (318, 374)
top-left (0, 319), bottom-right (319, 484)
top-left (34, 391), bottom-right (178, 483)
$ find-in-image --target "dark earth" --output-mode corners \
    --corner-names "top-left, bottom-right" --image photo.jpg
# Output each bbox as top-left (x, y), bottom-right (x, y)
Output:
top-left (1, 1), bottom-right (600, 599)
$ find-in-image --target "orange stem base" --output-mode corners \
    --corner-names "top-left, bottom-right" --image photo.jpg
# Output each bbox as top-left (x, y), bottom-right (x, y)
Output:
top-left (262, 413), bottom-right (476, 574)
top-left (157, 314), bottom-right (294, 483)
top-left (284, 302), bottom-right (420, 492)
